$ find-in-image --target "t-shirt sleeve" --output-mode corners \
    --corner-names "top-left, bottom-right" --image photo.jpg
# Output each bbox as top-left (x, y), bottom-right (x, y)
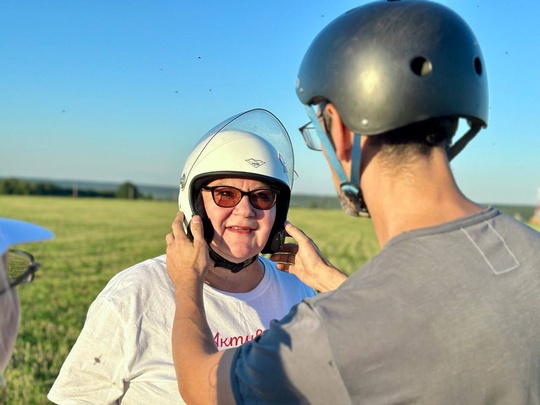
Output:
top-left (47, 296), bottom-right (127, 404)
top-left (230, 301), bottom-right (351, 405)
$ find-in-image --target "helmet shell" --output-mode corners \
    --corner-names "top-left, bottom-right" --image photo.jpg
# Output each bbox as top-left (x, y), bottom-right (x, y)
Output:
top-left (296, 0), bottom-right (488, 135)
top-left (178, 109), bottom-right (294, 254)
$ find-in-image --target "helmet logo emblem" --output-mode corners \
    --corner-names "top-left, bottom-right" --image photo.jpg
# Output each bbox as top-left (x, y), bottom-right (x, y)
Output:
top-left (245, 158), bottom-right (265, 168)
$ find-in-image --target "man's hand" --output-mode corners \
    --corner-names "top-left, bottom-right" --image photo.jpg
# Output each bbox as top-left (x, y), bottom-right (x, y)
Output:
top-left (270, 221), bottom-right (348, 292)
top-left (166, 211), bottom-right (210, 289)
top-left (165, 211), bottom-right (236, 404)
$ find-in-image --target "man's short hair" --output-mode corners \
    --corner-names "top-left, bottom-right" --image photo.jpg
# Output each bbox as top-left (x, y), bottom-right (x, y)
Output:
top-left (373, 117), bottom-right (459, 164)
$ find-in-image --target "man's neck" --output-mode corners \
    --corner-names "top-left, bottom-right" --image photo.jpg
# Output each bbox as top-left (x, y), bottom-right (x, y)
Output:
top-left (365, 150), bottom-right (483, 248)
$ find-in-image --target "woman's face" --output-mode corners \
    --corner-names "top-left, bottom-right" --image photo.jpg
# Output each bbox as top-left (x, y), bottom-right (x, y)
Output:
top-left (202, 178), bottom-right (277, 263)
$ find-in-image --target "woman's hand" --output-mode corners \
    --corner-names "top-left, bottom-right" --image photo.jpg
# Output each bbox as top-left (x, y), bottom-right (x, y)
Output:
top-left (166, 212), bottom-right (211, 289)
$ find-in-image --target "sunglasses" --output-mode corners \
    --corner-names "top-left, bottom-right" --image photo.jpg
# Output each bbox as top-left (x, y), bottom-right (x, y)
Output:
top-left (202, 186), bottom-right (278, 210)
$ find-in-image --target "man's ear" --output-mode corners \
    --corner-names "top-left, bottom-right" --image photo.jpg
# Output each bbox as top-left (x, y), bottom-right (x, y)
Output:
top-left (326, 103), bottom-right (353, 161)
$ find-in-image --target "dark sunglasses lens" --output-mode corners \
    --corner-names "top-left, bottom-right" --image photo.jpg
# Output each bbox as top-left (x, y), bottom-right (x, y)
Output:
top-left (249, 190), bottom-right (277, 210)
top-left (212, 187), bottom-right (241, 207)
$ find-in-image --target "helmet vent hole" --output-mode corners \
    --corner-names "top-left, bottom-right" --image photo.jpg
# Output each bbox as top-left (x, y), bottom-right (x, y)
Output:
top-left (474, 57), bottom-right (483, 75)
top-left (410, 57), bottom-right (432, 77)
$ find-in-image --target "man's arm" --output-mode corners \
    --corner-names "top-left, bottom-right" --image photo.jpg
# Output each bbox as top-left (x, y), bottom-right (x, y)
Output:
top-left (270, 221), bottom-right (348, 292)
top-left (166, 212), bottom-right (236, 405)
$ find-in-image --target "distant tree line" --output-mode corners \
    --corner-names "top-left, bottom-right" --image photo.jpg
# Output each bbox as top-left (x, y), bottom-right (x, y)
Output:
top-left (0, 178), bottom-right (149, 199)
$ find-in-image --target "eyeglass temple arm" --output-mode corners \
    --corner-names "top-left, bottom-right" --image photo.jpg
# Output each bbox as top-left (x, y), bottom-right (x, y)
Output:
top-left (303, 104), bottom-right (361, 192)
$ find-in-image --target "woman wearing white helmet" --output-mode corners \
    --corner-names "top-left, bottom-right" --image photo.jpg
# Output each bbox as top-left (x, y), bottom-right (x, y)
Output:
top-left (178, 108), bottom-right (295, 272)
top-left (48, 109), bottom-right (315, 405)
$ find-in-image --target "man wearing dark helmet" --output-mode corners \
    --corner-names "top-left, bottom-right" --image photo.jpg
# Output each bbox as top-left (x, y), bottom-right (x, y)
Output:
top-left (166, 1), bottom-right (540, 404)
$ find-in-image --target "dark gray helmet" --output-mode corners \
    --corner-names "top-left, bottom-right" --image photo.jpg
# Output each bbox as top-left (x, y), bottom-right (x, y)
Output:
top-left (296, 0), bottom-right (488, 141)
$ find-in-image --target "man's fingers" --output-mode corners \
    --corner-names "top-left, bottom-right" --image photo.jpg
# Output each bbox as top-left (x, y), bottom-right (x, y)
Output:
top-left (284, 221), bottom-right (309, 244)
top-left (189, 215), bottom-right (205, 242)
top-left (169, 212), bottom-right (206, 247)
top-left (275, 243), bottom-right (299, 255)
top-left (271, 243), bottom-right (297, 264)
top-left (271, 253), bottom-right (295, 265)
top-left (171, 211), bottom-right (186, 239)
top-left (275, 262), bottom-right (290, 272)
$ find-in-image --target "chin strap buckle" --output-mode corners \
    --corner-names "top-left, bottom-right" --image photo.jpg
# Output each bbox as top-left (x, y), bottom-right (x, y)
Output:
top-left (208, 249), bottom-right (258, 273)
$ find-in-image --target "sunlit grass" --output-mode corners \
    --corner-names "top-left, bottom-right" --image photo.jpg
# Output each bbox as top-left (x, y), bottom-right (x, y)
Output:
top-left (2, 196), bottom-right (177, 404)
top-left (1, 196), bottom-right (379, 403)
top-left (2, 196), bottom-right (536, 403)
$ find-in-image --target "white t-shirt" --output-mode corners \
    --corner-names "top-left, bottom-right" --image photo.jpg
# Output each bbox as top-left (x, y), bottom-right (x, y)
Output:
top-left (47, 254), bottom-right (315, 404)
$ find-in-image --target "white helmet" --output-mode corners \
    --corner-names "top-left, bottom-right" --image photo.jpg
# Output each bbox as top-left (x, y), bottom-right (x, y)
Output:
top-left (178, 109), bottom-right (294, 257)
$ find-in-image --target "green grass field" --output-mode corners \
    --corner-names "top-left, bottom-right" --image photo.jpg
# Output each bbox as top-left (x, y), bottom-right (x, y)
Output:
top-left (2, 196), bottom-right (538, 403)
top-left (1, 195), bottom-right (377, 404)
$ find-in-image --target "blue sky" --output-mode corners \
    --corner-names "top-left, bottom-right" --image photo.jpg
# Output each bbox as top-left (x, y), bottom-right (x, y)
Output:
top-left (1, 0), bottom-right (539, 205)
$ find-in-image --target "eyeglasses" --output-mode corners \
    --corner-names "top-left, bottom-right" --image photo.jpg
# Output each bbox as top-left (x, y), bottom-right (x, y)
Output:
top-left (0, 249), bottom-right (40, 295)
top-left (299, 103), bottom-right (329, 151)
top-left (202, 186), bottom-right (278, 210)
top-left (298, 122), bottom-right (323, 151)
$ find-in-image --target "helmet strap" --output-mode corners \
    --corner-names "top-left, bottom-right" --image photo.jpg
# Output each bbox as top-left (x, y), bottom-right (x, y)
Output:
top-left (304, 104), bottom-right (369, 217)
top-left (449, 121), bottom-right (483, 161)
top-left (208, 247), bottom-right (258, 273)
top-left (342, 134), bottom-right (370, 217)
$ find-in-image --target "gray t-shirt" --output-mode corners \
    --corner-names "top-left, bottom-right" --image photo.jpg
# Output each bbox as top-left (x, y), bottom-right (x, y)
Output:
top-left (231, 208), bottom-right (540, 404)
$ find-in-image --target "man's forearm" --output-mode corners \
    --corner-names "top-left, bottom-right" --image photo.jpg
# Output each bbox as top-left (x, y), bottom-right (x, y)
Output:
top-left (173, 276), bottom-right (216, 359)
top-left (167, 213), bottom-right (236, 404)
top-left (172, 276), bottom-right (235, 405)
top-left (315, 266), bottom-right (348, 292)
